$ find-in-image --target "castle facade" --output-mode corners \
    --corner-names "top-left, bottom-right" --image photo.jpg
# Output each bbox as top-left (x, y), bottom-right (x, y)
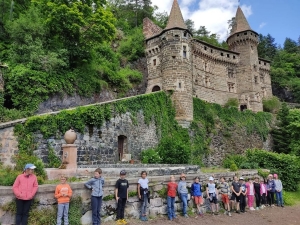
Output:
top-left (143, 0), bottom-right (272, 124)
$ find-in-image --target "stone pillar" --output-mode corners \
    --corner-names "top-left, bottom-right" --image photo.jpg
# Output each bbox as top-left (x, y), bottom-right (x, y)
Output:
top-left (62, 129), bottom-right (78, 169)
top-left (62, 144), bottom-right (77, 169)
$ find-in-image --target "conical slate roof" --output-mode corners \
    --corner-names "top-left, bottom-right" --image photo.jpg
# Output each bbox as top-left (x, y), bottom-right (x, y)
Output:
top-left (231, 6), bottom-right (252, 34)
top-left (165, 0), bottom-right (187, 30)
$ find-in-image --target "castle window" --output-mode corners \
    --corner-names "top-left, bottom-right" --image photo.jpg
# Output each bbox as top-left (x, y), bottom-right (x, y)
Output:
top-left (260, 73), bottom-right (265, 83)
top-left (153, 59), bottom-right (156, 66)
top-left (233, 56), bottom-right (236, 59)
top-left (228, 68), bottom-right (234, 78)
top-left (152, 85), bottom-right (161, 92)
top-left (251, 32), bottom-right (253, 35)
top-left (240, 105), bottom-right (247, 111)
top-left (237, 34), bottom-right (240, 37)
top-left (175, 34), bottom-right (179, 38)
top-left (254, 76), bottom-right (258, 83)
top-left (205, 76), bottom-right (210, 87)
top-left (227, 54), bottom-right (230, 58)
top-left (149, 50), bottom-right (151, 54)
top-left (179, 82), bottom-right (181, 88)
top-left (211, 49), bottom-right (213, 53)
top-left (244, 32), bottom-right (247, 35)
top-left (156, 48), bottom-right (159, 52)
top-left (183, 32), bottom-right (187, 37)
top-left (259, 61), bottom-right (261, 64)
top-left (264, 62), bottom-right (266, 65)
top-left (228, 82), bottom-right (235, 93)
top-left (204, 46), bottom-right (207, 51)
top-left (221, 53), bottom-right (224, 56)
top-left (183, 46), bottom-right (187, 58)
top-left (172, 56), bottom-right (176, 59)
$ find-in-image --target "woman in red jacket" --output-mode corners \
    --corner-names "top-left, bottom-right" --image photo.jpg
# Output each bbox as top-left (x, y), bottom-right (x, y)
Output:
top-left (12, 163), bottom-right (39, 225)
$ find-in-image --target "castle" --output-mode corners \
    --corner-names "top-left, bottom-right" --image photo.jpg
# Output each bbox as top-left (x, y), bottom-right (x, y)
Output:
top-left (143, 0), bottom-right (272, 125)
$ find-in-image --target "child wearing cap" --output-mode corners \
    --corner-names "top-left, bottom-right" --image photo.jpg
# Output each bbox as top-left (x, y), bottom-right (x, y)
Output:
top-left (177, 173), bottom-right (189, 218)
top-left (190, 176), bottom-right (204, 217)
top-left (206, 176), bottom-right (219, 215)
top-left (239, 177), bottom-right (247, 213)
top-left (138, 171), bottom-right (149, 221)
top-left (55, 175), bottom-right (73, 225)
top-left (218, 177), bottom-right (231, 216)
top-left (167, 175), bottom-right (178, 221)
top-left (12, 163), bottom-right (38, 225)
top-left (274, 174), bottom-right (284, 207)
top-left (85, 168), bottom-right (105, 225)
top-left (115, 170), bottom-right (129, 225)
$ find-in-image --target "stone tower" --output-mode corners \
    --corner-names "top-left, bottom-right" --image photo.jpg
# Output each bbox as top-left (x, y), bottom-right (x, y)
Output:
top-left (227, 7), bottom-right (271, 111)
top-left (144, 0), bottom-right (193, 126)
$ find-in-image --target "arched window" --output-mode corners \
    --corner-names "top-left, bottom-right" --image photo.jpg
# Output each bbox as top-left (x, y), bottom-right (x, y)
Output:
top-left (152, 86), bottom-right (161, 92)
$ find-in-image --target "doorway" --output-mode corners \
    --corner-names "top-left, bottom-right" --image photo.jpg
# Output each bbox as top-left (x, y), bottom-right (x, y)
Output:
top-left (118, 135), bottom-right (127, 161)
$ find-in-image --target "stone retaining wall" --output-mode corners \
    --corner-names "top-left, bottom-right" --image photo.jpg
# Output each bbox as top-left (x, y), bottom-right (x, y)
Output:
top-left (0, 170), bottom-right (259, 225)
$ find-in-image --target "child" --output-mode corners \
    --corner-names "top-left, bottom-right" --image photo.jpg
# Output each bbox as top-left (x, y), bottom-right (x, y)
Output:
top-left (138, 171), bottom-right (149, 221)
top-left (274, 174), bottom-right (284, 207)
top-left (85, 168), bottom-right (105, 225)
top-left (55, 175), bottom-right (73, 225)
top-left (177, 173), bottom-right (189, 218)
top-left (115, 170), bottom-right (129, 225)
top-left (167, 175), bottom-right (178, 221)
top-left (190, 176), bottom-right (204, 217)
top-left (254, 177), bottom-right (261, 210)
top-left (267, 174), bottom-right (275, 207)
top-left (260, 178), bottom-right (267, 208)
top-left (219, 176), bottom-right (231, 216)
top-left (239, 177), bottom-right (247, 213)
top-left (246, 178), bottom-right (255, 210)
top-left (206, 176), bottom-right (219, 215)
top-left (230, 176), bottom-right (242, 214)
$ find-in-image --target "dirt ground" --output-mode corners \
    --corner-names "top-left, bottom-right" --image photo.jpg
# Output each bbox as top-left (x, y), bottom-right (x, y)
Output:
top-left (103, 205), bottom-right (300, 225)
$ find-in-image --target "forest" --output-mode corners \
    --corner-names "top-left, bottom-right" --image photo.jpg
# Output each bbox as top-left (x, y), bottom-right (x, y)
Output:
top-left (0, 0), bottom-right (299, 122)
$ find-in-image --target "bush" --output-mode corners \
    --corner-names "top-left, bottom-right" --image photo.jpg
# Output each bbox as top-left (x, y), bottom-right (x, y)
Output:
top-left (141, 149), bottom-right (161, 164)
top-left (223, 155), bottom-right (247, 169)
top-left (263, 96), bottom-right (281, 113)
top-left (246, 149), bottom-right (300, 191)
top-left (0, 165), bottom-right (19, 186)
top-left (224, 98), bottom-right (239, 108)
top-left (230, 163), bottom-right (238, 171)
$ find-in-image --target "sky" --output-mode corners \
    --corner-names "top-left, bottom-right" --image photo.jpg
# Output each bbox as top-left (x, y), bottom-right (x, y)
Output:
top-left (151, 0), bottom-right (300, 46)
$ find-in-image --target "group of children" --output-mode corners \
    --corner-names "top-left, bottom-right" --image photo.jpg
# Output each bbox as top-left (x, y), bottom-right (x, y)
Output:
top-left (54, 169), bottom-right (284, 225)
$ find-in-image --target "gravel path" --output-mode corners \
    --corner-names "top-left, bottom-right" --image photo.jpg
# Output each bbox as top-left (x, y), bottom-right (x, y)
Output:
top-left (103, 205), bottom-right (300, 225)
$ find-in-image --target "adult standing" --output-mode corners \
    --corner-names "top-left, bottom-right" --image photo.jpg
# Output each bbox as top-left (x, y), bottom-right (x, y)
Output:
top-left (12, 163), bottom-right (38, 225)
top-left (230, 176), bottom-right (242, 213)
top-left (267, 174), bottom-right (275, 207)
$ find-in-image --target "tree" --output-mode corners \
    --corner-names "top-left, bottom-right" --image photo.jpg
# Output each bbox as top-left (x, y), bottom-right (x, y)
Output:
top-left (272, 102), bottom-right (291, 154)
top-left (284, 37), bottom-right (299, 54)
top-left (185, 19), bottom-right (195, 34)
top-left (257, 34), bottom-right (278, 61)
top-left (153, 10), bottom-right (168, 28)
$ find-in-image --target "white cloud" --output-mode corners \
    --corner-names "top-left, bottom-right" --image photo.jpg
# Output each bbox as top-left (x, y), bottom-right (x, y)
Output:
top-left (259, 22), bottom-right (267, 29)
top-left (152, 0), bottom-right (253, 41)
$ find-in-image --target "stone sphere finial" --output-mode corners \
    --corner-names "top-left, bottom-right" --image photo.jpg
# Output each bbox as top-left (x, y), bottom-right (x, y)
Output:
top-left (64, 129), bottom-right (77, 144)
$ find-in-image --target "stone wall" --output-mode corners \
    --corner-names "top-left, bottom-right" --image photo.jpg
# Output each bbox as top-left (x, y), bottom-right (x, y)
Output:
top-left (34, 111), bottom-right (159, 165)
top-left (0, 170), bottom-right (259, 225)
top-left (0, 126), bottom-right (18, 166)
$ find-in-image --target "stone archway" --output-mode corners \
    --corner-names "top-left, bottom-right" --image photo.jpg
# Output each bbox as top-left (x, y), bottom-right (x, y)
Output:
top-left (152, 85), bottom-right (161, 92)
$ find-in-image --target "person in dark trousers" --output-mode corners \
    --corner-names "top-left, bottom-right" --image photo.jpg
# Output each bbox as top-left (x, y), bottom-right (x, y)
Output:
top-left (239, 177), bottom-right (247, 213)
top-left (267, 174), bottom-right (276, 207)
top-left (85, 168), bottom-right (105, 225)
top-left (230, 176), bottom-right (242, 213)
top-left (254, 177), bottom-right (261, 210)
top-left (115, 170), bottom-right (129, 225)
top-left (12, 163), bottom-right (38, 225)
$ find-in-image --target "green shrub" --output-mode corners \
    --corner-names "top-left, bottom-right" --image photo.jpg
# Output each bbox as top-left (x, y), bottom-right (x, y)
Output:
top-left (263, 96), bottom-right (281, 113)
top-left (68, 196), bottom-right (82, 225)
top-left (46, 145), bottom-right (61, 168)
top-left (246, 149), bottom-right (300, 191)
top-left (103, 194), bottom-right (115, 201)
top-left (230, 163), bottom-right (238, 171)
top-left (141, 149), bottom-right (161, 164)
top-left (224, 98), bottom-right (239, 108)
top-left (223, 155), bottom-right (247, 169)
top-left (0, 165), bottom-right (19, 186)
top-left (157, 187), bottom-right (167, 198)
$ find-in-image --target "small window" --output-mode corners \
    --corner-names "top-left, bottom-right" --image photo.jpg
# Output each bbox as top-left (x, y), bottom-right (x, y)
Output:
top-left (244, 32), bottom-right (247, 35)
top-left (149, 50), bottom-right (151, 54)
top-left (254, 76), bottom-right (258, 83)
top-left (264, 62), bottom-right (266, 65)
top-left (153, 59), bottom-right (157, 65)
top-left (211, 49), bottom-right (213, 53)
top-left (259, 61), bottom-right (261, 64)
top-left (172, 56), bottom-right (176, 59)
top-left (175, 34), bottom-right (179, 37)
top-left (227, 54), bottom-right (230, 58)
top-left (183, 46), bottom-right (187, 58)
top-left (221, 53), bottom-right (224, 56)
top-left (156, 48), bottom-right (158, 52)
top-left (233, 56), bottom-right (236, 59)
top-left (179, 82), bottom-right (181, 88)
top-left (237, 34), bottom-right (240, 37)
top-left (183, 32), bottom-right (187, 37)
top-left (251, 32), bottom-right (253, 35)
top-left (152, 85), bottom-right (161, 92)
top-left (204, 46), bottom-right (207, 51)
top-left (228, 68), bottom-right (234, 78)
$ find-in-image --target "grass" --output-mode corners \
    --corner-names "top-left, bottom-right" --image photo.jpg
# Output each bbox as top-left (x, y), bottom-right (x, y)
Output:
top-left (200, 167), bottom-right (229, 173)
top-left (284, 184), bottom-right (300, 206)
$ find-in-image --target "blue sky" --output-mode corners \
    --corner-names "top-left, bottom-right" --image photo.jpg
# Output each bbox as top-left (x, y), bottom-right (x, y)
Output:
top-left (151, 0), bottom-right (300, 46)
